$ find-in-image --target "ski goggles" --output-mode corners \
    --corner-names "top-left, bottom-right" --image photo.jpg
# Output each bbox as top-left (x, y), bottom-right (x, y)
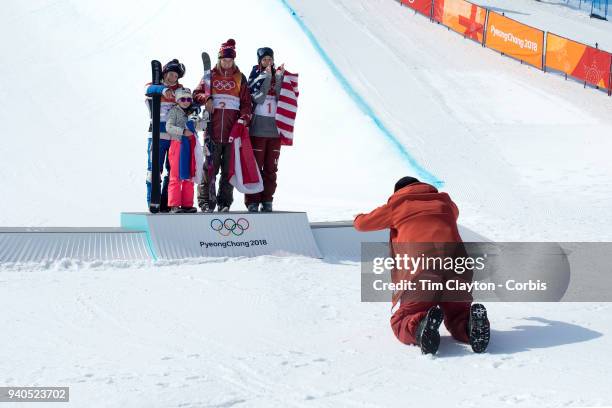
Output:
top-left (177, 97), bottom-right (192, 103)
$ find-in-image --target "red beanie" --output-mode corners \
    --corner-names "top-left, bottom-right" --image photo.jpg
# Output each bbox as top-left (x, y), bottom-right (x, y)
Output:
top-left (219, 38), bottom-right (236, 59)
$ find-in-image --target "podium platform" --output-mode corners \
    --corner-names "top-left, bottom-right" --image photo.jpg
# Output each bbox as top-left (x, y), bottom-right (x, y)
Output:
top-left (121, 211), bottom-right (323, 260)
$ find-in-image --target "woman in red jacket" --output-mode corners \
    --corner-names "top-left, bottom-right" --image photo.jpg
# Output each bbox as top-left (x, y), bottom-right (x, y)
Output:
top-left (193, 39), bottom-right (252, 212)
top-left (354, 177), bottom-right (490, 355)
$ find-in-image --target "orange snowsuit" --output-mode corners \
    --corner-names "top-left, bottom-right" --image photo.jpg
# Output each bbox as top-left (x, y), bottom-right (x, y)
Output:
top-left (354, 182), bottom-right (471, 345)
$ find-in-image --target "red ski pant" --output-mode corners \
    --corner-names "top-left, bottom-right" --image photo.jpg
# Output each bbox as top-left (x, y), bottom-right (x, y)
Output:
top-left (245, 137), bottom-right (281, 205)
top-left (168, 139), bottom-right (195, 208)
top-left (391, 301), bottom-right (470, 345)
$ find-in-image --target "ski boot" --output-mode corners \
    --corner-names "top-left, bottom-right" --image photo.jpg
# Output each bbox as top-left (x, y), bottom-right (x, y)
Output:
top-left (415, 306), bottom-right (444, 355)
top-left (247, 203), bottom-right (259, 212)
top-left (261, 202), bottom-right (273, 212)
top-left (181, 206), bottom-right (197, 213)
top-left (218, 206), bottom-right (230, 212)
top-left (170, 207), bottom-right (185, 214)
top-left (200, 202), bottom-right (214, 213)
top-left (468, 303), bottom-right (490, 353)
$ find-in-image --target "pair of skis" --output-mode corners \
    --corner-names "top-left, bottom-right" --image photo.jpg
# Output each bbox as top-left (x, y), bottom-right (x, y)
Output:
top-left (147, 53), bottom-right (214, 213)
top-left (201, 52), bottom-right (217, 211)
top-left (148, 60), bottom-right (163, 213)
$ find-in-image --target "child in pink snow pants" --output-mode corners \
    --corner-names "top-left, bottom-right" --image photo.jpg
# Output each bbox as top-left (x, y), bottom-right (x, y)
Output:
top-left (165, 88), bottom-right (206, 213)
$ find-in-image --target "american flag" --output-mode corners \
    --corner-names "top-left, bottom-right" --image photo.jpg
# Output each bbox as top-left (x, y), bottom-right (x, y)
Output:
top-left (276, 71), bottom-right (299, 146)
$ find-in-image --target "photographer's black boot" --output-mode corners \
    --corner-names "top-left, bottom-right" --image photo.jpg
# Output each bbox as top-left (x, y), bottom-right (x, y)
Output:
top-left (468, 303), bottom-right (490, 353)
top-left (415, 306), bottom-right (444, 355)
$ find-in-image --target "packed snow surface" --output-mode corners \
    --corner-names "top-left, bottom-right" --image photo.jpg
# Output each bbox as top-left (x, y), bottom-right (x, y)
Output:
top-left (1, 0), bottom-right (612, 407)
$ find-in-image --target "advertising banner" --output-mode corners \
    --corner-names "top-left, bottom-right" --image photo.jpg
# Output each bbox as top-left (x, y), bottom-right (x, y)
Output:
top-left (400, 0), bottom-right (433, 16)
top-left (121, 212), bottom-right (322, 259)
top-left (546, 32), bottom-right (612, 90)
top-left (485, 11), bottom-right (544, 69)
top-left (433, 0), bottom-right (487, 44)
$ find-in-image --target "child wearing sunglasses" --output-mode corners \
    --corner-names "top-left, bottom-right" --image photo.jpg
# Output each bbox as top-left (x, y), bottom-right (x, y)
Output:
top-left (165, 88), bottom-right (207, 213)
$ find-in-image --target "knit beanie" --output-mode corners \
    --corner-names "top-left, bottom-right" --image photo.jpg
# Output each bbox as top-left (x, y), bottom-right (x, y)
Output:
top-left (174, 87), bottom-right (192, 101)
top-left (257, 47), bottom-right (274, 63)
top-left (162, 59), bottom-right (185, 78)
top-left (219, 39), bottom-right (237, 59)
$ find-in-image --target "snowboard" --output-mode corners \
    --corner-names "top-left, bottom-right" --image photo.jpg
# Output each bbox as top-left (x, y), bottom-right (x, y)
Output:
top-left (148, 59), bottom-right (163, 213)
top-left (201, 52), bottom-right (216, 211)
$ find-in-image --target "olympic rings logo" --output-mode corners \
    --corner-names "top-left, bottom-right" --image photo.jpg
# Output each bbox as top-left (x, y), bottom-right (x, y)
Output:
top-left (210, 218), bottom-right (250, 236)
top-left (213, 80), bottom-right (236, 91)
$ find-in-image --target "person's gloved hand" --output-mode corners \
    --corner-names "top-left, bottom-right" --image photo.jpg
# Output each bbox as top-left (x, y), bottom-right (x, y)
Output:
top-left (237, 114), bottom-right (251, 125)
top-left (205, 99), bottom-right (213, 113)
top-left (200, 110), bottom-right (210, 123)
top-left (189, 104), bottom-right (201, 115)
top-left (146, 85), bottom-right (165, 96)
top-left (195, 118), bottom-right (205, 131)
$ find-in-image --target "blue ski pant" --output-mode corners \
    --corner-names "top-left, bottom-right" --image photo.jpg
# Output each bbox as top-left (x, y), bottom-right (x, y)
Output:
top-left (146, 137), bottom-right (171, 207)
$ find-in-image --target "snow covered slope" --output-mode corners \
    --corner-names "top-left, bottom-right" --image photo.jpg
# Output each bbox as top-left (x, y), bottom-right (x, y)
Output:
top-left (2, 1), bottom-right (612, 407)
top-left (287, 0), bottom-right (612, 241)
top-left (3, 0), bottom-right (611, 241)
top-left (0, 0), bottom-right (424, 226)
top-left (2, 261), bottom-right (611, 408)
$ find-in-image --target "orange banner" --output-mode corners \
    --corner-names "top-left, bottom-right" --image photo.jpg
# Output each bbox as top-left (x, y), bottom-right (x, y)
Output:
top-left (485, 12), bottom-right (544, 69)
top-left (400, 0), bottom-right (432, 16)
top-left (433, 0), bottom-right (487, 44)
top-left (546, 33), bottom-right (611, 89)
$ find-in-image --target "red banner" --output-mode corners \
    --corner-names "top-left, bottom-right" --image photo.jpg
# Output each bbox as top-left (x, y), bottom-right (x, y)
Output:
top-left (400, 0), bottom-right (433, 16)
top-left (546, 33), bottom-right (612, 90)
top-left (433, 0), bottom-right (487, 44)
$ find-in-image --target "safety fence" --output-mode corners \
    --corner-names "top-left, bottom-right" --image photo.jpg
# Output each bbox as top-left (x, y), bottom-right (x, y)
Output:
top-left (590, 0), bottom-right (610, 20)
top-left (398, 0), bottom-right (612, 96)
top-left (553, 0), bottom-right (609, 20)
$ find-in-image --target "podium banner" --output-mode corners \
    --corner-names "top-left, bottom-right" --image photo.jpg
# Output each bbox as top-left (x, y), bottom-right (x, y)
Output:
top-left (121, 212), bottom-right (322, 259)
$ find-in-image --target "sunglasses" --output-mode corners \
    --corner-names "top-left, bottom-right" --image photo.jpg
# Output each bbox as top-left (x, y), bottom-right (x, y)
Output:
top-left (177, 97), bottom-right (192, 103)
